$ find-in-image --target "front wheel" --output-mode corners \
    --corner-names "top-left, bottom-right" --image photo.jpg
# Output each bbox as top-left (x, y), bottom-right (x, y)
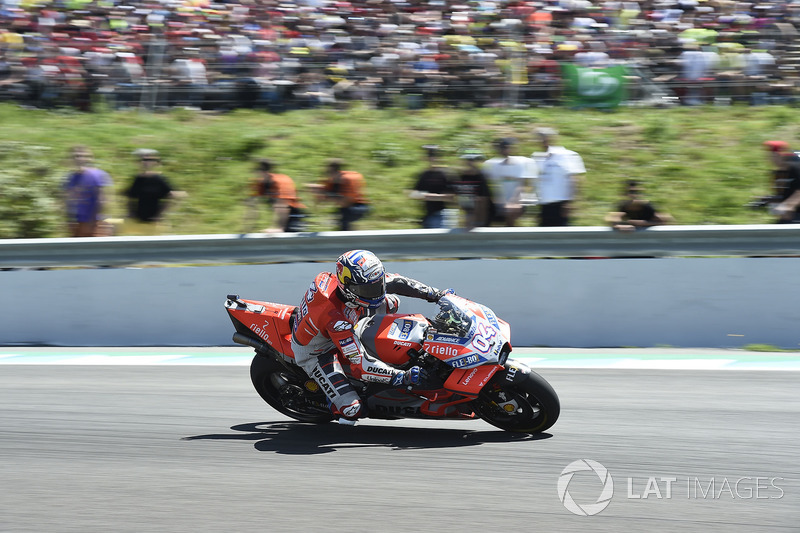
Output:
top-left (250, 354), bottom-right (334, 424)
top-left (473, 370), bottom-right (560, 433)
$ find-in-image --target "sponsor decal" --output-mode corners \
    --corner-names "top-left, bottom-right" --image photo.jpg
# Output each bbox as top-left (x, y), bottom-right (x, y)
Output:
top-left (305, 281), bottom-right (318, 302)
top-left (318, 275), bottom-right (331, 292)
top-left (478, 369), bottom-right (496, 388)
top-left (393, 340), bottom-right (414, 348)
top-left (295, 300), bottom-right (309, 331)
top-left (363, 373), bottom-right (390, 384)
top-left (341, 250), bottom-right (383, 282)
top-left (399, 320), bottom-right (413, 339)
top-left (481, 306), bottom-right (500, 329)
top-left (249, 323), bottom-right (271, 344)
top-left (333, 320), bottom-right (352, 332)
top-left (341, 343), bottom-right (360, 357)
top-left (311, 368), bottom-right (336, 398)
top-left (388, 319), bottom-right (416, 341)
top-left (432, 334), bottom-right (462, 344)
top-left (304, 380), bottom-right (320, 393)
top-left (461, 368), bottom-right (480, 385)
top-left (366, 365), bottom-right (394, 376)
top-left (449, 353), bottom-right (480, 368)
top-left (343, 306), bottom-right (360, 323)
top-left (506, 366), bottom-right (518, 382)
top-left (427, 343), bottom-right (460, 358)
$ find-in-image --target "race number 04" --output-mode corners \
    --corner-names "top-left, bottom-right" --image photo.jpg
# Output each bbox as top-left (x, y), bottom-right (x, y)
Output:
top-left (471, 323), bottom-right (497, 353)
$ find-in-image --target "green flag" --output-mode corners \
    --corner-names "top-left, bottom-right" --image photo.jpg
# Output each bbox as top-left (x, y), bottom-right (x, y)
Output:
top-left (560, 63), bottom-right (627, 108)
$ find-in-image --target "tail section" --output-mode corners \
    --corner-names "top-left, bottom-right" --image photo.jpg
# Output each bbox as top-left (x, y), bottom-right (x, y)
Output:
top-left (225, 295), bottom-right (297, 358)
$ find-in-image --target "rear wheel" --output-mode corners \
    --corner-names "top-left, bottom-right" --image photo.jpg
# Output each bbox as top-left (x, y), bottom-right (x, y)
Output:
top-left (250, 354), bottom-right (333, 424)
top-left (474, 370), bottom-right (560, 433)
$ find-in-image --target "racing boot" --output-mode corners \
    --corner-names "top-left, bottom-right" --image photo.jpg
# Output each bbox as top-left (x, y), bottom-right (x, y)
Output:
top-left (328, 397), bottom-right (365, 425)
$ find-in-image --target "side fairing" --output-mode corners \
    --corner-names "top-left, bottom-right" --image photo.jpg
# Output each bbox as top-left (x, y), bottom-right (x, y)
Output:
top-left (357, 314), bottom-right (427, 366)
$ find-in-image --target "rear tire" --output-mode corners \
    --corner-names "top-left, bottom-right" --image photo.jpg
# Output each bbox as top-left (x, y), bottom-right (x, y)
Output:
top-left (250, 354), bottom-right (333, 424)
top-left (474, 370), bottom-right (560, 433)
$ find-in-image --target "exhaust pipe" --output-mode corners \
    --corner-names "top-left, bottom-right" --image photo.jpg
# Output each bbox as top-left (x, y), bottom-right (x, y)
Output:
top-left (232, 332), bottom-right (269, 352)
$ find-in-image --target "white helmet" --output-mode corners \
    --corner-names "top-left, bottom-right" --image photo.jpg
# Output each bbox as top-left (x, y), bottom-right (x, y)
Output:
top-left (335, 250), bottom-right (386, 309)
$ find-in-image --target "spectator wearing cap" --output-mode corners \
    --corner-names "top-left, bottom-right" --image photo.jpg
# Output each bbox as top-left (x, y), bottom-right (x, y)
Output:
top-left (482, 137), bottom-right (538, 227)
top-left (532, 127), bottom-right (585, 227)
top-left (408, 145), bottom-right (456, 229)
top-left (453, 149), bottom-right (492, 229)
top-left (761, 141), bottom-right (793, 204)
top-left (123, 149), bottom-right (186, 235)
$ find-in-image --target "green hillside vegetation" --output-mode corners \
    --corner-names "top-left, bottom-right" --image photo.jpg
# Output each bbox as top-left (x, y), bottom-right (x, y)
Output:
top-left (0, 102), bottom-right (795, 238)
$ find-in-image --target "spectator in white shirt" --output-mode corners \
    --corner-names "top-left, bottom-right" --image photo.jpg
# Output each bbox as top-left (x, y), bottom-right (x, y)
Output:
top-left (482, 137), bottom-right (537, 226)
top-left (532, 127), bottom-right (586, 226)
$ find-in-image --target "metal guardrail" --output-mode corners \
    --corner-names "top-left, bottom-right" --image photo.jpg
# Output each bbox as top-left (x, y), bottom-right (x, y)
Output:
top-left (2, 225), bottom-right (800, 268)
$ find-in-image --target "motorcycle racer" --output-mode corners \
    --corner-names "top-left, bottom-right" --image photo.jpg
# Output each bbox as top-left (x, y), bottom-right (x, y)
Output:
top-left (290, 249), bottom-right (449, 421)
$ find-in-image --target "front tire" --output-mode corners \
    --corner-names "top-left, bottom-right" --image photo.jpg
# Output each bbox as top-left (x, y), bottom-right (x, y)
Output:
top-left (474, 370), bottom-right (560, 433)
top-left (250, 354), bottom-right (334, 424)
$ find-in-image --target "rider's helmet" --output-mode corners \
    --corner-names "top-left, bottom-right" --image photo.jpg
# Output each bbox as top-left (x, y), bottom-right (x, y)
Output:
top-left (335, 250), bottom-right (386, 309)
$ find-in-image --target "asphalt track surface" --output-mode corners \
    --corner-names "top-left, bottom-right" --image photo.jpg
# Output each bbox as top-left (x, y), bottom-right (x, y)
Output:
top-left (1, 349), bottom-right (798, 532)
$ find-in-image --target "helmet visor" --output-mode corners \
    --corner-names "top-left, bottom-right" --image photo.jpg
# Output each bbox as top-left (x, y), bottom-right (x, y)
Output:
top-left (349, 277), bottom-right (385, 301)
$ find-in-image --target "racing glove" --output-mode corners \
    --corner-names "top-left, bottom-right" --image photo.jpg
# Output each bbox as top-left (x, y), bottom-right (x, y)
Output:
top-left (433, 288), bottom-right (455, 302)
top-left (391, 366), bottom-right (426, 387)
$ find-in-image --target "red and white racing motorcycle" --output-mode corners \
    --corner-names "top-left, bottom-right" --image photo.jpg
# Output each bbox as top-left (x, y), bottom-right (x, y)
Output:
top-left (225, 293), bottom-right (559, 433)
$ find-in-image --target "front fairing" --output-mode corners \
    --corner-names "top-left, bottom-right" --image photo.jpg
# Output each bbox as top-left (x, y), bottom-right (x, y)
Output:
top-left (423, 295), bottom-right (510, 369)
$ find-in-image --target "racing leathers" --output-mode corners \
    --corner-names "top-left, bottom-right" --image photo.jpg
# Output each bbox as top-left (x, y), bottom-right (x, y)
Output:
top-left (290, 271), bottom-right (441, 419)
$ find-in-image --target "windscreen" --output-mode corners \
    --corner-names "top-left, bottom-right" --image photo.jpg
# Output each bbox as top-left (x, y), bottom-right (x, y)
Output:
top-left (431, 296), bottom-right (473, 337)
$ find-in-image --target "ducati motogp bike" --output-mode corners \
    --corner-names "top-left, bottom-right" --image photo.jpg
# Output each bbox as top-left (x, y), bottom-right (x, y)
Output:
top-left (224, 293), bottom-right (560, 433)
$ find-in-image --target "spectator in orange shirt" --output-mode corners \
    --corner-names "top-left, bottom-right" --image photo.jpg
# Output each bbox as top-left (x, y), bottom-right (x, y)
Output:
top-left (308, 158), bottom-right (370, 231)
top-left (247, 158), bottom-right (307, 233)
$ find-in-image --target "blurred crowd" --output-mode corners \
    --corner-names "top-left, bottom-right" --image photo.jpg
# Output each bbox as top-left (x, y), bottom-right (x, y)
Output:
top-left (3, 0), bottom-right (800, 111)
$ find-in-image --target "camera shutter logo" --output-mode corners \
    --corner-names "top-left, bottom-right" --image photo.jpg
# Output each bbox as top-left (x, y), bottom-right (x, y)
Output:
top-left (557, 459), bottom-right (614, 516)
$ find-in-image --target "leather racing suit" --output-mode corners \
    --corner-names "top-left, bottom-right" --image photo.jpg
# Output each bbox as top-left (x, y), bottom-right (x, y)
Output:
top-left (290, 271), bottom-right (440, 419)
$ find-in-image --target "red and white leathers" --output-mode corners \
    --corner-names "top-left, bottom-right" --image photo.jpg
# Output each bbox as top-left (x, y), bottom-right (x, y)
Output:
top-left (290, 271), bottom-right (439, 419)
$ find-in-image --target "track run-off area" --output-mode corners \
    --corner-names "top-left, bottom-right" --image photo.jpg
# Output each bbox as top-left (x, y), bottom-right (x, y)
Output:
top-left (1, 347), bottom-right (798, 532)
